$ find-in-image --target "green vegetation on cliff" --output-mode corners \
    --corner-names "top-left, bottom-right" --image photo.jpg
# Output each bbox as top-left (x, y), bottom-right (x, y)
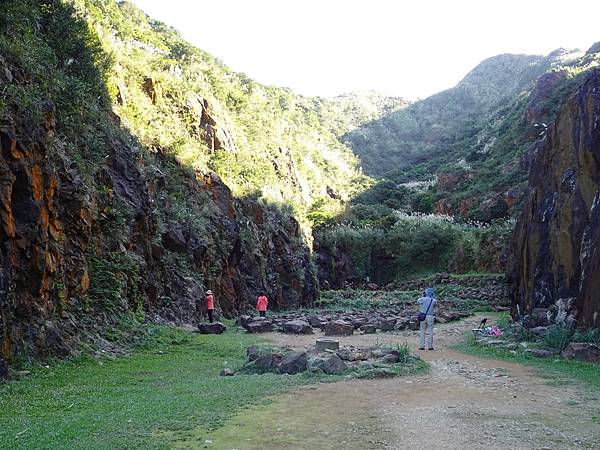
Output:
top-left (343, 48), bottom-right (600, 221)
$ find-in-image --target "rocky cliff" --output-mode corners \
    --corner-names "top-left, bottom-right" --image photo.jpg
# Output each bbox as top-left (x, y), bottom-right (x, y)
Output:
top-left (510, 68), bottom-right (600, 328)
top-left (0, 0), bottom-right (332, 362)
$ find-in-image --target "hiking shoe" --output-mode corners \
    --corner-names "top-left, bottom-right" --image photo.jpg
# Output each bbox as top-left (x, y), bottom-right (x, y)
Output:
top-left (428, 348), bottom-right (434, 351)
top-left (419, 347), bottom-right (425, 350)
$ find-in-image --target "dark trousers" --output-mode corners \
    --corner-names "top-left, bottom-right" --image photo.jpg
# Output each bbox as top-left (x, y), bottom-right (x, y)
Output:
top-left (259, 311), bottom-right (266, 318)
top-left (208, 309), bottom-right (214, 323)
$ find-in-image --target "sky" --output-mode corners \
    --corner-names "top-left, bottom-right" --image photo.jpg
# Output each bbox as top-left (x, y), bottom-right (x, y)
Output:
top-left (130, 0), bottom-right (600, 99)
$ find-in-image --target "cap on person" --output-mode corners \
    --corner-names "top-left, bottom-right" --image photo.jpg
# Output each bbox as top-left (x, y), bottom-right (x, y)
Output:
top-left (206, 290), bottom-right (213, 295)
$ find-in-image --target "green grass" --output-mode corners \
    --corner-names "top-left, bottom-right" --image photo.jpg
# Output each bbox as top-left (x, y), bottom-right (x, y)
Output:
top-left (0, 326), bottom-right (312, 449)
top-left (0, 324), bottom-right (427, 449)
top-left (454, 336), bottom-right (600, 392)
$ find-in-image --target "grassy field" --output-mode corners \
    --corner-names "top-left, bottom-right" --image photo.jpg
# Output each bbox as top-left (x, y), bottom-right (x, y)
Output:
top-left (0, 326), bottom-right (316, 449)
top-left (0, 323), bottom-right (427, 449)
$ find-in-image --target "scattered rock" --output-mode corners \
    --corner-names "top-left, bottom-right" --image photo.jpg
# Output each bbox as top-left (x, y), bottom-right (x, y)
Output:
top-left (315, 339), bottom-right (339, 352)
top-left (324, 320), bottom-right (354, 336)
top-left (561, 342), bottom-right (600, 363)
top-left (525, 349), bottom-right (556, 358)
top-left (311, 354), bottom-right (347, 374)
top-left (307, 316), bottom-right (327, 328)
top-left (198, 322), bottom-right (226, 334)
top-left (278, 351), bottom-right (308, 374)
top-left (336, 348), bottom-right (369, 362)
top-left (220, 368), bottom-right (235, 376)
top-left (239, 315), bottom-right (253, 328)
top-left (281, 319), bottom-right (313, 335)
top-left (394, 318), bottom-right (410, 331)
top-left (378, 318), bottom-right (397, 332)
top-left (248, 353), bottom-right (283, 373)
top-left (359, 324), bottom-right (377, 334)
top-left (244, 318), bottom-right (274, 333)
top-left (246, 346), bottom-right (260, 361)
top-left (531, 326), bottom-right (549, 337)
top-left (382, 352), bottom-right (400, 364)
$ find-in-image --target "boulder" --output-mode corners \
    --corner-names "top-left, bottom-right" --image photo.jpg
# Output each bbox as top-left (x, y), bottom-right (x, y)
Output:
top-left (359, 324), bottom-right (377, 334)
top-left (407, 320), bottom-right (420, 331)
top-left (324, 320), bottom-right (354, 336)
top-left (315, 339), bottom-right (339, 352)
top-left (248, 353), bottom-right (283, 373)
top-left (382, 352), bottom-right (400, 364)
top-left (245, 318), bottom-right (274, 333)
top-left (310, 354), bottom-right (347, 374)
top-left (282, 320), bottom-right (313, 335)
top-left (352, 318), bottom-right (368, 330)
top-left (220, 368), bottom-right (235, 376)
top-left (278, 351), bottom-right (308, 374)
top-left (198, 322), bottom-right (226, 334)
top-left (378, 318), bottom-right (397, 332)
top-left (562, 343), bottom-right (600, 363)
top-left (336, 348), bottom-right (369, 362)
top-left (307, 315), bottom-right (327, 328)
top-left (246, 346), bottom-right (260, 361)
top-left (239, 315), bottom-right (253, 328)
top-left (394, 318), bottom-right (410, 331)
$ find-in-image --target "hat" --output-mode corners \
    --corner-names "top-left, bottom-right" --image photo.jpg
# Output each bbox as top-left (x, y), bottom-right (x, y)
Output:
top-left (206, 290), bottom-right (213, 295)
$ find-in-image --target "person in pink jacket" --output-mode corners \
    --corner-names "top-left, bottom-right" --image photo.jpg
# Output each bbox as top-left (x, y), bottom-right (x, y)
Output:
top-left (256, 291), bottom-right (268, 317)
top-left (205, 290), bottom-right (215, 323)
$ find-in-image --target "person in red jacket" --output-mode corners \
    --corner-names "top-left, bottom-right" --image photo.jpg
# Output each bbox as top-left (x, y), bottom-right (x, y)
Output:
top-left (205, 290), bottom-right (215, 323)
top-left (256, 291), bottom-right (268, 317)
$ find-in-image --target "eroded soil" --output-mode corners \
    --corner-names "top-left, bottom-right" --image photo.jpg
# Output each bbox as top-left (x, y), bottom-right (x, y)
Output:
top-left (174, 316), bottom-right (600, 450)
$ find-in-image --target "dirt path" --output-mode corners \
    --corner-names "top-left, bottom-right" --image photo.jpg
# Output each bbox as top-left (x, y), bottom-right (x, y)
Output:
top-left (190, 317), bottom-right (600, 450)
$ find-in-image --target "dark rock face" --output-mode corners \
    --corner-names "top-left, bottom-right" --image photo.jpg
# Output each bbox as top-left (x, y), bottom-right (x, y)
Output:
top-left (0, 112), bottom-right (317, 362)
top-left (510, 68), bottom-right (600, 328)
top-left (278, 351), bottom-right (308, 374)
top-left (197, 322), bottom-right (226, 334)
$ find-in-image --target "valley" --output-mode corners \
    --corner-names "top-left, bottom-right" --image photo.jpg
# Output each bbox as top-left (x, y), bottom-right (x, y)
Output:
top-left (1, 1), bottom-right (599, 448)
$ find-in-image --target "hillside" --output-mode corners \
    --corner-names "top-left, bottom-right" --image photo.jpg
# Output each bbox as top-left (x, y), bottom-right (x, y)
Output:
top-left (0, 0), bottom-right (399, 360)
top-left (343, 48), bottom-right (600, 221)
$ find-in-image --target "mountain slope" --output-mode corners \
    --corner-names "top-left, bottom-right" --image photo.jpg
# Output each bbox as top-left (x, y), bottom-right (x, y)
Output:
top-left (0, 0), bottom-right (390, 361)
top-left (343, 48), bottom-right (600, 221)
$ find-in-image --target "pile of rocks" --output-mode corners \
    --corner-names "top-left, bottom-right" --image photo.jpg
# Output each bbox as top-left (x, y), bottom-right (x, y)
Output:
top-left (239, 309), bottom-right (469, 335)
top-left (220, 339), bottom-right (414, 377)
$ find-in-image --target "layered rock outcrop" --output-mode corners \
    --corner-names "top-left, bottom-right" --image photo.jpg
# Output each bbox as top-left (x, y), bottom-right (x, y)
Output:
top-left (510, 68), bottom-right (600, 328)
top-left (0, 113), bottom-right (317, 362)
